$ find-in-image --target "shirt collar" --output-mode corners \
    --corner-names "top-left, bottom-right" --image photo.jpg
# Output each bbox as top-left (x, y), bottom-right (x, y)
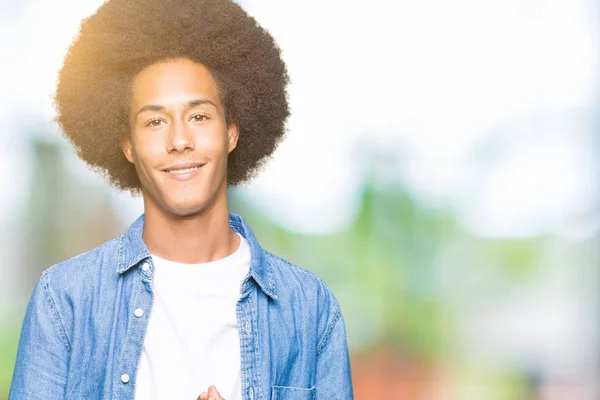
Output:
top-left (116, 212), bottom-right (277, 300)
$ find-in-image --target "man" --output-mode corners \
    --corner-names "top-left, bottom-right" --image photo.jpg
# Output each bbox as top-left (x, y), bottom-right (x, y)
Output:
top-left (9, 0), bottom-right (353, 399)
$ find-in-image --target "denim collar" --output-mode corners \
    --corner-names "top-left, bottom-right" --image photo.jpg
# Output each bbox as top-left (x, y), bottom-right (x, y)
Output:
top-left (116, 212), bottom-right (277, 299)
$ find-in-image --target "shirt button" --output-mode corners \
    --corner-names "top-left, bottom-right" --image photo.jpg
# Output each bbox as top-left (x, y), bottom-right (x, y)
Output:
top-left (134, 308), bottom-right (144, 318)
top-left (141, 263), bottom-right (150, 272)
top-left (121, 373), bottom-right (130, 384)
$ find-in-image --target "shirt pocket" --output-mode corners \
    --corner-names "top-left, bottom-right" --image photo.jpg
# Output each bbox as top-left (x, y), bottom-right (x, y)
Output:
top-left (271, 385), bottom-right (316, 400)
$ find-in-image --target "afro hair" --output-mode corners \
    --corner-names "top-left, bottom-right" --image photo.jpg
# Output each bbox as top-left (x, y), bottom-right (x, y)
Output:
top-left (55, 0), bottom-right (289, 193)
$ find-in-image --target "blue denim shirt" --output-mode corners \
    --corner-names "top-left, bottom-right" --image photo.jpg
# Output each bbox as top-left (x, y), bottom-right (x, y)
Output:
top-left (9, 213), bottom-right (353, 399)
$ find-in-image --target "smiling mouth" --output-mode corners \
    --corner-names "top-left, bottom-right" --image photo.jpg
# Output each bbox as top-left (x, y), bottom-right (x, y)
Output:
top-left (164, 166), bottom-right (202, 174)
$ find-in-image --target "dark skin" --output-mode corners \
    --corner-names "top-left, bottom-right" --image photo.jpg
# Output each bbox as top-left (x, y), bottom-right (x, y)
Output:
top-left (122, 57), bottom-right (237, 399)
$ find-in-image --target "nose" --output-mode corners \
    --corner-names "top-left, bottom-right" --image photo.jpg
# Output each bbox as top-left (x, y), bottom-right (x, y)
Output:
top-left (167, 120), bottom-right (195, 153)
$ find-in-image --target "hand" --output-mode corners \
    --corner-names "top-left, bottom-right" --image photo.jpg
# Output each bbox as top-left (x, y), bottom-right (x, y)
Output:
top-left (197, 385), bottom-right (225, 400)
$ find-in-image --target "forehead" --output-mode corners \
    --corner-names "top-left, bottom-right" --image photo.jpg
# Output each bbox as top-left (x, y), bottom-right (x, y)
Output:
top-left (130, 58), bottom-right (221, 110)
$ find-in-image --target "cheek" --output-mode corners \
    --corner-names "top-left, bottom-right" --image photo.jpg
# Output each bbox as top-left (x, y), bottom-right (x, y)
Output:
top-left (196, 129), bottom-right (229, 154)
top-left (134, 134), bottom-right (165, 161)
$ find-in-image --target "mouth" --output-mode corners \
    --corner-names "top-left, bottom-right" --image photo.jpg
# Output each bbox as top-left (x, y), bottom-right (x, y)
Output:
top-left (164, 165), bottom-right (202, 174)
top-left (161, 162), bottom-right (206, 180)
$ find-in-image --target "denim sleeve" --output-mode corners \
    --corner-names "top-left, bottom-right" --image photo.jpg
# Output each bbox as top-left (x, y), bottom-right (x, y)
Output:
top-left (315, 310), bottom-right (354, 399)
top-left (9, 270), bottom-right (70, 399)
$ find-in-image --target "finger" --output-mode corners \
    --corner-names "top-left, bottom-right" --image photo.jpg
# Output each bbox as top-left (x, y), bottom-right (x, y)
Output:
top-left (196, 392), bottom-right (208, 400)
top-left (208, 385), bottom-right (224, 400)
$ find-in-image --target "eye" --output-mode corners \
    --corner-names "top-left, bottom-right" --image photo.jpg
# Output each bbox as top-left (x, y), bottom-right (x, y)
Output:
top-left (144, 118), bottom-right (165, 128)
top-left (191, 114), bottom-right (209, 122)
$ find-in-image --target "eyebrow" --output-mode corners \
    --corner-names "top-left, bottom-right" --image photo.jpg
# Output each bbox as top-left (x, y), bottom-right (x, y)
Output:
top-left (134, 99), bottom-right (218, 119)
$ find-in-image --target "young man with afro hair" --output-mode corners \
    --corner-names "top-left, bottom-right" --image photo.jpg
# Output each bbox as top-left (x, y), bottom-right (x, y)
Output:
top-left (9, 0), bottom-right (353, 399)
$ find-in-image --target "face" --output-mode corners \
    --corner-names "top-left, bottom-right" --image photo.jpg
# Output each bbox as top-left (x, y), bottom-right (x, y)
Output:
top-left (122, 58), bottom-right (238, 217)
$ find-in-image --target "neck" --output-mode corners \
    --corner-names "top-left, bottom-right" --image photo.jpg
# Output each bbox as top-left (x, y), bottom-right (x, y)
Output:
top-left (141, 186), bottom-right (239, 264)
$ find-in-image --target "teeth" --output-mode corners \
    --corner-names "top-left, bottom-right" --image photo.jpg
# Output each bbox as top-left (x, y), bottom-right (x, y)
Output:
top-left (166, 166), bottom-right (200, 174)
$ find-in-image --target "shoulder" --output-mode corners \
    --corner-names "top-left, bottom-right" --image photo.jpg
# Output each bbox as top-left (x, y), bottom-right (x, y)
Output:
top-left (264, 250), bottom-right (343, 350)
top-left (43, 235), bottom-right (122, 294)
top-left (25, 235), bottom-right (123, 342)
top-left (265, 251), bottom-right (338, 303)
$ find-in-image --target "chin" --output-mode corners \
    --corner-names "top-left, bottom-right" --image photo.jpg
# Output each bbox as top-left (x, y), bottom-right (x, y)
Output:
top-left (162, 197), bottom-right (209, 219)
top-left (146, 182), bottom-right (220, 219)
top-left (170, 205), bottom-right (207, 219)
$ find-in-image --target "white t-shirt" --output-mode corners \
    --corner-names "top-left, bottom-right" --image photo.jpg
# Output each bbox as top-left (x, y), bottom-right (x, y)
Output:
top-left (135, 233), bottom-right (251, 400)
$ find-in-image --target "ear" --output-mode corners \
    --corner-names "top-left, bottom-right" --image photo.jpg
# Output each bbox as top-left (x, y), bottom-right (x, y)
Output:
top-left (227, 122), bottom-right (239, 153)
top-left (121, 135), bottom-right (135, 164)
